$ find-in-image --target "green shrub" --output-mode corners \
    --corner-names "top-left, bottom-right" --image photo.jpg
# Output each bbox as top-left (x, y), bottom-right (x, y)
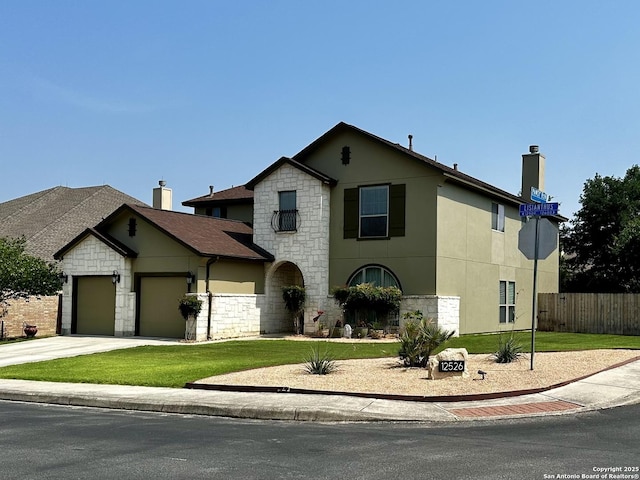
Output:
top-left (303, 346), bottom-right (338, 375)
top-left (492, 334), bottom-right (525, 363)
top-left (398, 310), bottom-right (455, 367)
top-left (177, 295), bottom-right (203, 320)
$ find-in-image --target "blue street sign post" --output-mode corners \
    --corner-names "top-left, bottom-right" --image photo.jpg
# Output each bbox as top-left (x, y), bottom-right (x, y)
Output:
top-left (518, 201), bottom-right (560, 370)
top-left (519, 202), bottom-right (558, 217)
top-left (530, 187), bottom-right (548, 203)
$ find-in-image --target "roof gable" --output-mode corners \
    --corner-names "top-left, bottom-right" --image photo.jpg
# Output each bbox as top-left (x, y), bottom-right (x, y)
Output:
top-left (292, 122), bottom-right (561, 216)
top-left (98, 204), bottom-right (273, 262)
top-left (245, 156), bottom-right (337, 190)
top-left (54, 227), bottom-right (138, 260)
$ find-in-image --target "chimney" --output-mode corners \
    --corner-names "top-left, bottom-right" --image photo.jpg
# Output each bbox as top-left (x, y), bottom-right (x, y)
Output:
top-left (521, 145), bottom-right (545, 202)
top-left (152, 180), bottom-right (173, 210)
top-left (408, 134), bottom-right (413, 151)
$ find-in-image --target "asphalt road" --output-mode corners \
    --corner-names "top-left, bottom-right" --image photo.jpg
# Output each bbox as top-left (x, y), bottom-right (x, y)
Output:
top-left (1, 400), bottom-right (639, 480)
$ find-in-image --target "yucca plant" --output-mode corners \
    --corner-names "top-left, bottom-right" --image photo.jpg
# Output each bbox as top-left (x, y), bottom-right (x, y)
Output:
top-left (303, 346), bottom-right (338, 375)
top-left (492, 334), bottom-right (525, 363)
top-left (398, 310), bottom-right (455, 367)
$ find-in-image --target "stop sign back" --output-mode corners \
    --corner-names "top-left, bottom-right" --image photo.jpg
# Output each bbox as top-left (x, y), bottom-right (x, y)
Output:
top-left (518, 218), bottom-right (558, 260)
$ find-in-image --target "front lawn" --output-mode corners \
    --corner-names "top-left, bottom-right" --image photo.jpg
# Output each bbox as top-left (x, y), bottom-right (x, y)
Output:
top-left (0, 332), bottom-right (637, 388)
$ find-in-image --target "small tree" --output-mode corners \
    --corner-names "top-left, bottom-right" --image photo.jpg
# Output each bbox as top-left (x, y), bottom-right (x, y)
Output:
top-left (398, 310), bottom-right (455, 367)
top-left (282, 285), bottom-right (305, 334)
top-left (0, 237), bottom-right (61, 322)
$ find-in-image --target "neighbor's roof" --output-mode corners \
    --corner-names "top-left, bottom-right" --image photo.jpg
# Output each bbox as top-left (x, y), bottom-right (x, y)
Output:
top-left (0, 185), bottom-right (147, 261)
top-left (182, 185), bottom-right (254, 207)
top-left (95, 204), bottom-right (273, 262)
top-left (293, 122), bottom-right (567, 221)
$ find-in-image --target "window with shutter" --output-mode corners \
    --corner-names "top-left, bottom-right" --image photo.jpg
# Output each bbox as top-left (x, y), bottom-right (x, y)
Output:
top-left (343, 184), bottom-right (406, 239)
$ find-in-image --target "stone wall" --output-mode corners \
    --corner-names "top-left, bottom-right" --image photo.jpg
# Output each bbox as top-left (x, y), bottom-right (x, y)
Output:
top-left (1, 295), bottom-right (60, 338)
top-left (191, 293), bottom-right (267, 341)
top-left (400, 295), bottom-right (461, 336)
top-left (58, 234), bottom-right (133, 336)
top-left (253, 163), bottom-right (332, 333)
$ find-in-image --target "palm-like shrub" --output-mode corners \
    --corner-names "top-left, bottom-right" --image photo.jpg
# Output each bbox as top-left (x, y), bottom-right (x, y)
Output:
top-left (399, 310), bottom-right (455, 367)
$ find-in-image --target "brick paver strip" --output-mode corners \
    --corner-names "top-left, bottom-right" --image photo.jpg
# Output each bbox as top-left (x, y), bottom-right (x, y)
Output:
top-left (448, 400), bottom-right (580, 417)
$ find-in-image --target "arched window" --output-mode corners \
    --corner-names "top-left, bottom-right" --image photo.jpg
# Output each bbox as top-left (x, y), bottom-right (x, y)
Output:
top-left (348, 265), bottom-right (400, 289)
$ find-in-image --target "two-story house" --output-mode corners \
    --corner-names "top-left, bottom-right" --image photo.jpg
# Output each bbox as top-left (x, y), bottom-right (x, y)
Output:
top-left (55, 122), bottom-right (562, 340)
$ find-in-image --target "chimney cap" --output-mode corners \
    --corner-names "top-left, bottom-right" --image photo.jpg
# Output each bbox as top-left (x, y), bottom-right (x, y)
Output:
top-left (159, 180), bottom-right (166, 187)
top-left (529, 145), bottom-right (539, 154)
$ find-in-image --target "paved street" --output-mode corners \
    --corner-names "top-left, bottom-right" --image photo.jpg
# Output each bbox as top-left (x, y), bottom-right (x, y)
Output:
top-left (1, 400), bottom-right (639, 480)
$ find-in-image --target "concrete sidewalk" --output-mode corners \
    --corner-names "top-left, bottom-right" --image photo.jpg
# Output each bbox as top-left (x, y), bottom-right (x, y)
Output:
top-left (1, 337), bottom-right (639, 422)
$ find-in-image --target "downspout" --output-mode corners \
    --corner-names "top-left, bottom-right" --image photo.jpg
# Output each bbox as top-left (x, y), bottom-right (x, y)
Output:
top-left (205, 256), bottom-right (219, 340)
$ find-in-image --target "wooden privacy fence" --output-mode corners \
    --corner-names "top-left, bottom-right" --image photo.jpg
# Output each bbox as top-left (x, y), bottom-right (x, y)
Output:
top-left (538, 293), bottom-right (640, 335)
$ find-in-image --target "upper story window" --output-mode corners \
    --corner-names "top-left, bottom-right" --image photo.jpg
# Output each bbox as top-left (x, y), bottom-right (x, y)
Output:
top-left (499, 280), bottom-right (516, 323)
top-left (273, 190), bottom-right (298, 232)
top-left (492, 202), bottom-right (505, 232)
top-left (205, 206), bottom-right (227, 218)
top-left (344, 184), bottom-right (405, 239)
top-left (360, 185), bottom-right (389, 237)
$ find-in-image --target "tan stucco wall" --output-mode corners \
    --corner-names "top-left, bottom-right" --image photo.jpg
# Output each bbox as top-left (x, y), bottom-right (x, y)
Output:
top-left (105, 213), bottom-right (264, 294)
top-left (301, 130), bottom-right (440, 294)
top-left (208, 259), bottom-right (265, 294)
top-left (436, 181), bottom-right (559, 333)
top-left (194, 204), bottom-right (253, 224)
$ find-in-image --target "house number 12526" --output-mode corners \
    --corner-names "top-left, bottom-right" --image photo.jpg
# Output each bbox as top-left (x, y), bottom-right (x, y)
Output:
top-left (438, 360), bottom-right (465, 372)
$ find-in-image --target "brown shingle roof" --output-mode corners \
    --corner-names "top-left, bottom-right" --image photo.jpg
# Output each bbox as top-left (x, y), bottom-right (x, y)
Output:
top-left (0, 185), bottom-right (147, 261)
top-left (182, 185), bottom-right (253, 207)
top-left (245, 157), bottom-right (338, 190)
top-left (100, 204), bottom-right (273, 262)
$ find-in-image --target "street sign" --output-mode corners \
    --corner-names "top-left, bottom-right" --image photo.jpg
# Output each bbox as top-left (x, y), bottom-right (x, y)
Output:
top-left (530, 187), bottom-right (548, 203)
top-left (519, 202), bottom-right (558, 217)
top-left (518, 218), bottom-right (558, 260)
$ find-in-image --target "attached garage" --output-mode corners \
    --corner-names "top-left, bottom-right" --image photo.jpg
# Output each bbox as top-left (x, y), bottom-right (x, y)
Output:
top-left (137, 276), bottom-right (188, 338)
top-left (73, 276), bottom-right (115, 335)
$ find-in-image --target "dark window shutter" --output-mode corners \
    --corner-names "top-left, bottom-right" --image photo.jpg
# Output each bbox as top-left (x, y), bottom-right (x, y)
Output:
top-left (344, 188), bottom-right (359, 239)
top-left (389, 184), bottom-right (406, 237)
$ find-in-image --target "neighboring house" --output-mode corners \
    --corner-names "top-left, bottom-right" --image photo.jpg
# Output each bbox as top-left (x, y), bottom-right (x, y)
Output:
top-left (56, 122), bottom-right (564, 340)
top-left (0, 185), bottom-right (147, 261)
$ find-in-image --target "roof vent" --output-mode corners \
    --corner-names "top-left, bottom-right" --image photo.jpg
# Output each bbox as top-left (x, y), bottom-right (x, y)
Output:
top-left (209, 185), bottom-right (214, 196)
top-left (408, 134), bottom-right (413, 151)
top-left (529, 145), bottom-right (539, 154)
top-left (453, 163), bottom-right (458, 171)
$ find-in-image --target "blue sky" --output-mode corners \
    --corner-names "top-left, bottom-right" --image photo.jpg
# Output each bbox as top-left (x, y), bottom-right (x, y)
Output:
top-left (2, 1), bottom-right (639, 219)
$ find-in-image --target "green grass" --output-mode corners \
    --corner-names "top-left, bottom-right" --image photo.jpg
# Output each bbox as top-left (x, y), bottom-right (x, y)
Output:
top-left (440, 331), bottom-right (640, 354)
top-left (0, 332), bottom-right (637, 388)
top-left (0, 340), bottom-right (397, 388)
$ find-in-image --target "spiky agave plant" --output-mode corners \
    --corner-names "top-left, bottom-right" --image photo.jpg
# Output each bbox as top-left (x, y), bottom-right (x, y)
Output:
top-left (303, 345), bottom-right (339, 375)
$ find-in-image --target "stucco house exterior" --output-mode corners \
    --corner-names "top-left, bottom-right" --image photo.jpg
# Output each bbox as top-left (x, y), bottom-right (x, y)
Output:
top-left (55, 122), bottom-right (563, 339)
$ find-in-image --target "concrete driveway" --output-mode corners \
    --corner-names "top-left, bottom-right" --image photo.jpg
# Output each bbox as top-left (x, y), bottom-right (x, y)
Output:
top-left (0, 336), bottom-right (182, 367)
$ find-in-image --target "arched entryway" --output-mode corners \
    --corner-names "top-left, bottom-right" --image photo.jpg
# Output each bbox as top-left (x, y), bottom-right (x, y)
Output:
top-left (265, 261), bottom-right (304, 334)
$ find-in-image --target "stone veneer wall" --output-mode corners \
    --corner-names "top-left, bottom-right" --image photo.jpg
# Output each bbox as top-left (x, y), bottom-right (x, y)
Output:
top-left (400, 295), bottom-right (460, 336)
top-left (58, 235), bottom-right (135, 336)
top-left (189, 293), bottom-right (266, 340)
top-left (253, 163), bottom-right (331, 333)
top-left (1, 295), bottom-right (59, 338)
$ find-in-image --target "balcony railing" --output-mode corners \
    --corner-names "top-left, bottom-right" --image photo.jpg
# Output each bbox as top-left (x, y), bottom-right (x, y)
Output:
top-left (271, 209), bottom-right (299, 232)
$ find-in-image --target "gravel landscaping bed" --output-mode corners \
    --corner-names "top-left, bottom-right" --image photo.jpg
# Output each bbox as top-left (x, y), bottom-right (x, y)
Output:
top-left (196, 348), bottom-right (640, 397)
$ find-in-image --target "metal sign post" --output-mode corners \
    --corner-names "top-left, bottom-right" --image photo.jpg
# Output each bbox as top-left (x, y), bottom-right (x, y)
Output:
top-left (530, 216), bottom-right (540, 371)
top-left (518, 197), bottom-right (559, 371)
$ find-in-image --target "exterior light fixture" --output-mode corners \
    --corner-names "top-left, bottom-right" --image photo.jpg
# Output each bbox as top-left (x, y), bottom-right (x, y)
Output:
top-left (58, 272), bottom-right (68, 284)
top-left (186, 271), bottom-right (195, 285)
top-left (111, 270), bottom-right (121, 284)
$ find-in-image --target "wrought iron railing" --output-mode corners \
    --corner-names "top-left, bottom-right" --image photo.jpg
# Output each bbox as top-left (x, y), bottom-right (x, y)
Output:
top-left (271, 209), bottom-right (299, 232)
